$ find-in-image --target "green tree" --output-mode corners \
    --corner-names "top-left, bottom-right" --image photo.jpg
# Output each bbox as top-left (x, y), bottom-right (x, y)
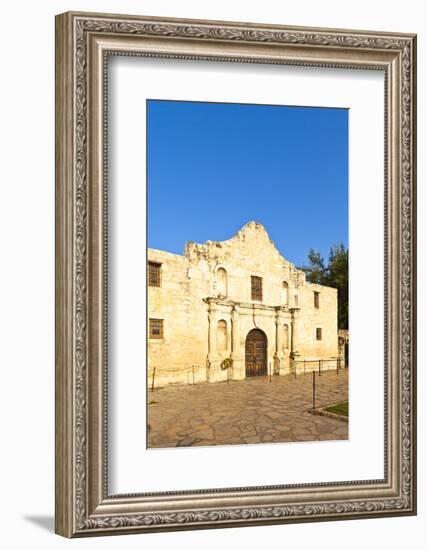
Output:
top-left (301, 249), bottom-right (326, 285)
top-left (300, 244), bottom-right (348, 329)
top-left (327, 244), bottom-right (348, 330)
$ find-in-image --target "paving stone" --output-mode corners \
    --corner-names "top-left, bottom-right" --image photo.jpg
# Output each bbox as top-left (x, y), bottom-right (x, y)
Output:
top-left (264, 411), bottom-right (286, 420)
top-left (148, 371), bottom-right (348, 448)
top-left (190, 428), bottom-right (215, 440)
top-left (176, 437), bottom-right (201, 447)
top-left (242, 436), bottom-right (262, 444)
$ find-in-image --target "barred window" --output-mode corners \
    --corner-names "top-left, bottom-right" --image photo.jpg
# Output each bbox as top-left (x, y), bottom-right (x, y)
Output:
top-left (314, 291), bottom-right (320, 308)
top-left (251, 276), bottom-right (263, 301)
top-left (316, 327), bottom-right (322, 341)
top-left (148, 262), bottom-right (161, 287)
top-left (149, 319), bottom-right (163, 339)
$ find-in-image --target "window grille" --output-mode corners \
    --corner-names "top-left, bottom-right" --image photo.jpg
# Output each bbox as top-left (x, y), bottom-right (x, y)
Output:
top-left (149, 318), bottom-right (163, 339)
top-left (148, 262), bottom-right (161, 287)
top-left (251, 276), bottom-right (263, 301)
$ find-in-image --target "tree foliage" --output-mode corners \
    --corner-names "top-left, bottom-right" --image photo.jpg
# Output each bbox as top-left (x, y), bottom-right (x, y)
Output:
top-left (300, 244), bottom-right (348, 329)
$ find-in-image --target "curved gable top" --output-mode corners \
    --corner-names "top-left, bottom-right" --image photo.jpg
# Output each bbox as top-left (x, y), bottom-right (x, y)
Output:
top-left (185, 221), bottom-right (292, 268)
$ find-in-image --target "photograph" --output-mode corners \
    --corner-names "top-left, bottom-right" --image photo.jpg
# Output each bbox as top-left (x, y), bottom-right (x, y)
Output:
top-left (147, 99), bottom-right (349, 448)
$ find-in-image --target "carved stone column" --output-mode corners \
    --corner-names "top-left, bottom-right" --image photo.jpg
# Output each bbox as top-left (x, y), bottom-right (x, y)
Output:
top-left (206, 301), bottom-right (221, 382)
top-left (274, 308), bottom-right (285, 375)
top-left (275, 311), bottom-right (283, 354)
top-left (208, 304), bottom-right (216, 357)
top-left (231, 305), bottom-right (244, 380)
top-left (291, 307), bottom-right (300, 351)
top-left (207, 302), bottom-right (217, 358)
top-left (290, 307), bottom-right (300, 373)
top-left (231, 305), bottom-right (239, 354)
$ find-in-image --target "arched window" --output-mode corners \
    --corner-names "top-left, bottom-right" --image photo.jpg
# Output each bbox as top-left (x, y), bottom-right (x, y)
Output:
top-left (282, 281), bottom-right (289, 305)
top-left (217, 267), bottom-right (228, 296)
top-left (217, 320), bottom-right (228, 351)
top-left (283, 324), bottom-right (289, 349)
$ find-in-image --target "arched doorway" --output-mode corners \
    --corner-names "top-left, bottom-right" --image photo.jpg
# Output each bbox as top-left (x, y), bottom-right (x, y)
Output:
top-left (245, 329), bottom-right (267, 377)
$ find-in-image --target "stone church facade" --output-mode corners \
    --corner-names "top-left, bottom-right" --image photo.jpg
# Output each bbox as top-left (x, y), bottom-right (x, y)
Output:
top-left (148, 222), bottom-right (339, 387)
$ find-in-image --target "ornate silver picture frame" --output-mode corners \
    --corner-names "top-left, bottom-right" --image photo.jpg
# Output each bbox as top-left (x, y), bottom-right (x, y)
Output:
top-left (55, 11), bottom-right (417, 537)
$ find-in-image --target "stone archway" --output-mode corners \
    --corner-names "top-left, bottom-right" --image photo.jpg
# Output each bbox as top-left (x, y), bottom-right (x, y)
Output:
top-left (245, 328), bottom-right (267, 377)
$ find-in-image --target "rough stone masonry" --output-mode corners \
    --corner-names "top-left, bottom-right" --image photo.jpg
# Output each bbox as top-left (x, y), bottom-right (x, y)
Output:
top-left (148, 221), bottom-right (340, 387)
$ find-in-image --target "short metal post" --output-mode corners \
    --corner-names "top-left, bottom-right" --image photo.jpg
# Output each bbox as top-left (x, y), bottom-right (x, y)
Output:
top-left (312, 370), bottom-right (316, 411)
top-left (192, 365), bottom-right (195, 385)
top-left (151, 367), bottom-right (156, 392)
top-left (337, 358), bottom-right (340, 375)
top-left (318, 360), bottom-right (321, 376)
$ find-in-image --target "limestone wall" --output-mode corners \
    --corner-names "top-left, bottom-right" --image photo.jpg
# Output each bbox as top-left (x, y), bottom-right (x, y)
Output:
top-left (184, 221), bottom-right (304, 308)
top-left (298, 282), bottom-right (338, 358)
top-left (148, 249), bottom-right (208, 386)
top-left (148, 221), bottom-right (339, 386)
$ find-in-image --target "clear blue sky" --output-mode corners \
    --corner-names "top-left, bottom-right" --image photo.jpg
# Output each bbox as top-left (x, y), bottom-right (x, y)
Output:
top-left (147, 100), bottom-right (348, 267)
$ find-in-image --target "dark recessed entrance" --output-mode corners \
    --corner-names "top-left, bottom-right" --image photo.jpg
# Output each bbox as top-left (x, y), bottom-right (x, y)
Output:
top-left (245, 328), bottom-right (267, 377)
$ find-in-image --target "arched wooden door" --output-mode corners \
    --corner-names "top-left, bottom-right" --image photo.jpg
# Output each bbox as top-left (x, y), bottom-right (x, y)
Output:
top-left (245, 329), bottom-right (267, 377)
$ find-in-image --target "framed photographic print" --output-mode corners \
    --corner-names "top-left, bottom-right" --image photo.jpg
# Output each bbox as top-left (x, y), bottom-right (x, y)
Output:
top-left (55, 11), bottom-right (417, 537)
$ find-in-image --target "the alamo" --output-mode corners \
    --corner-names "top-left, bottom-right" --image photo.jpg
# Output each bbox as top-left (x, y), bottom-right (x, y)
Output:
top-left (148, 221), bottom-right (346, 388)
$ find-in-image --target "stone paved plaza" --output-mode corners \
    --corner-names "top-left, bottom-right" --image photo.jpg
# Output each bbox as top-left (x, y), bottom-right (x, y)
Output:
top-left (147, 369), bottom-right (348, 448)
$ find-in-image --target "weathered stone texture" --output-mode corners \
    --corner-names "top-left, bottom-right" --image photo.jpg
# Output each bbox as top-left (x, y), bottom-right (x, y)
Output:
top-left (148, 222), bottom-right (339, 386)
